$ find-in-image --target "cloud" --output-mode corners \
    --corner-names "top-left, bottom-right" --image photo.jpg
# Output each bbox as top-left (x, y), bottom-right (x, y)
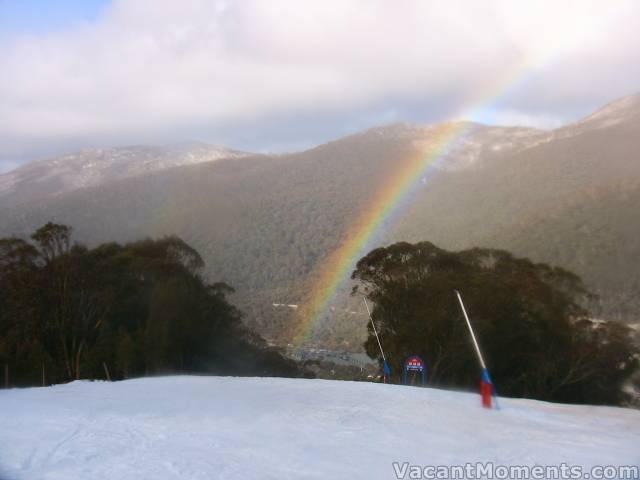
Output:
top-left (1, 0), bottom-right (639, 161)
top-left (477, 110), bottom-right (565, 130)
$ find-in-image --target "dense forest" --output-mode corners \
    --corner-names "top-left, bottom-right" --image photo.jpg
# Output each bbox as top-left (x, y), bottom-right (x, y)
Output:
top-left (352, 241), bottom-right (639, 405)
top-left (0, 223), bottom-right (302, 387)
top-left (2, 111), bottom-right (639, 351)
top-left (2, 222), bottom-right (638, 405)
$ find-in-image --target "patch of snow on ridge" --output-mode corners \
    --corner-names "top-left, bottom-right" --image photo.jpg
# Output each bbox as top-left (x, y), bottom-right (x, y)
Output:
top-left (571, 93), bottom-right (640, 131)
top-left (0, 144), bottom-right (251, 204)
top-left (0, 171), bottom-right (18, 196)
top-left (0, 376), bottom-right (638, 480)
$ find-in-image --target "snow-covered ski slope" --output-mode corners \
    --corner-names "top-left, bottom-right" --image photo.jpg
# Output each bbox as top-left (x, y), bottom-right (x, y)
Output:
top-left (0, 376), bottom-right (638, 480)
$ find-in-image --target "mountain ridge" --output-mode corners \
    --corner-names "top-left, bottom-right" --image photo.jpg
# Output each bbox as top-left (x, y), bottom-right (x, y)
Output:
top-left (1, 93), bottom-right (639, 349)
top-left (0, 143), bottom-right (252, 208)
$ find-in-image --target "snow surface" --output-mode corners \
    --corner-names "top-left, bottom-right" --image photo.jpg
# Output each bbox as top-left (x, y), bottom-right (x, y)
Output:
top-left (0, 376), bottom-right (639, 480)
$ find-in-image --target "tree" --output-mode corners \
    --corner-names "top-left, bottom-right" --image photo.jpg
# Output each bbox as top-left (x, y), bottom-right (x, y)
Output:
top-left (0, 238), bottom-right (45, 384)
top-left (31, 222), bottom-right (72, 263)
top-left (0, 224), bottom-right (306, 386)
top-left (352, 241), bottom-right (638, 405)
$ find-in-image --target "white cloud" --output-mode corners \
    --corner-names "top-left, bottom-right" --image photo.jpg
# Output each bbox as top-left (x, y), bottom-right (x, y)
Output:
top-left (480, 110), bottom-right (564, 130)
top-left (1, 0), bottom-right (639, 159)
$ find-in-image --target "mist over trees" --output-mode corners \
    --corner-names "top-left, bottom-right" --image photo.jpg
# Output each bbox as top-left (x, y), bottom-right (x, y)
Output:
top-left (352, 241), bottom-right (638, 405)
top-left (0, 223), bottom-right (301, 387)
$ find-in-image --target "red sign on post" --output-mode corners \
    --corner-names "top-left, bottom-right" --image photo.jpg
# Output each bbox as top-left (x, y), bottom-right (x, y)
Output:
top-left (404, 355), bottom-right (427, 385)
top-left (405, 356), bottom-right (425, 371)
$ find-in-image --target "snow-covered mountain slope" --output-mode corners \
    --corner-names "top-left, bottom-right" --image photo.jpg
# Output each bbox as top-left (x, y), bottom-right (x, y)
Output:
top-left (0, 376), bottom-right (638, 480)
top-left (0, 143), bottom-right (250, 208)
top-left (573, 93), bottom-right (640, 131)
top-left (327, 121), bottom-right (550, 172)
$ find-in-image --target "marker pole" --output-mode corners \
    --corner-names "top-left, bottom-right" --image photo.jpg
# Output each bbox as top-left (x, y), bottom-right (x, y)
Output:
top-left (455, 290), bottom-right (499, 409)
top-left (363, 297), bottom-right (390, 383)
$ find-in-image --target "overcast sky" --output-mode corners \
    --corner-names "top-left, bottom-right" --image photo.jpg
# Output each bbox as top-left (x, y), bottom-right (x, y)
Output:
top-left (1, 0), bottom-right (639, 172)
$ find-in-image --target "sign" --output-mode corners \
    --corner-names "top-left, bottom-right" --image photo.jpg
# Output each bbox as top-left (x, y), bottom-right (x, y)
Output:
top-left (403, 355), bottom-right (427, 385)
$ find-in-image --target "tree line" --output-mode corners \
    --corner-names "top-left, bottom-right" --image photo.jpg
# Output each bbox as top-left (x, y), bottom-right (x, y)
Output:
top-left (352, 241), bottom-right (639, 405)
top-left (0, 223), bottom-right (303, 387)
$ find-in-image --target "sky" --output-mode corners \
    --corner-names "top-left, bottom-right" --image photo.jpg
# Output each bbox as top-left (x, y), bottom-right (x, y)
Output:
top-left (0, 0), bottom-right (639, 173)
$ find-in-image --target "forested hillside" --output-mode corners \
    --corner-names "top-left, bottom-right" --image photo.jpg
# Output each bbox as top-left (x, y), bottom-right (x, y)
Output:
top-left (1, 94), bottom-right (639, 349)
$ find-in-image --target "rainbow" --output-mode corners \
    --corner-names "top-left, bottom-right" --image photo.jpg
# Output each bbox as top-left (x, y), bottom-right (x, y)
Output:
top-left (292, 55), bottom-right (536, 345)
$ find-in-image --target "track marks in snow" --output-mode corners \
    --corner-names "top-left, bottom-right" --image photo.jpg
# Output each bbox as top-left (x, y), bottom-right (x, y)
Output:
top-left (1, 377), bottom-right (639, 480)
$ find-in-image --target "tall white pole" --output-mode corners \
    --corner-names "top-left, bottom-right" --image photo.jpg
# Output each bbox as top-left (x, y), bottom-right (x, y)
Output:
top-left (455, 290), bottom-right (486, 370)
top-left (363, 297), bottom-right (386, 363)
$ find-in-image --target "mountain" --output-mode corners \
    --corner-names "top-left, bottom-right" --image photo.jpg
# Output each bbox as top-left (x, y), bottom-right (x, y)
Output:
top-left (572, 93), bottom-right (640, 131)
top-left (1, 94), bottom-right (639, 349)
top-left (0, 142), bottom-right (251, 208)
top-left (1, 376), bottom-right (639, 480)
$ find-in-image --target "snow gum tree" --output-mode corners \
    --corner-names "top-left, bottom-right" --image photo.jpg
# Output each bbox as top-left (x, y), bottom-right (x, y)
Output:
top-left (352, 241), bottom-right (638, 405)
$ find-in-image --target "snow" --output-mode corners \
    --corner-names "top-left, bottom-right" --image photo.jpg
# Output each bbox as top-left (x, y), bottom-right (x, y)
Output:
top-left (0, 144), bottom-right (250, 203)
top-left (0, 376), bottom-right (639, 480)
top-left (579, 94), bottom-right (640, 127)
